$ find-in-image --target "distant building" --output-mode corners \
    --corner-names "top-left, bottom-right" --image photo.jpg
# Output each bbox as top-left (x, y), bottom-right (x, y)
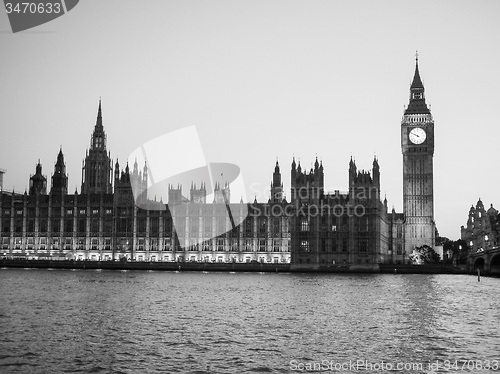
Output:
top-left (0, 57), bottom-right (439, 265)
top-left (0, 169), bottom-right (5, 191)
top-left (461, 199), bottom-right (500, 252)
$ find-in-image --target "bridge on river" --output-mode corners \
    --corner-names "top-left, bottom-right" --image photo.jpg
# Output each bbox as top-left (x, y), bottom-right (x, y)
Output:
top-left (469, 246), bottom-right (500, 275)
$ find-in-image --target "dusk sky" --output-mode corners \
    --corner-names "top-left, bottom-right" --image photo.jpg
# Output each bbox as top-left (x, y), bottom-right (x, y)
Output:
top-left (1, 0), bottom-right (499, 240)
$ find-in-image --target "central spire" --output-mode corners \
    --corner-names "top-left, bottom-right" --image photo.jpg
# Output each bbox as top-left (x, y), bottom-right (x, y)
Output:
top-left (91, 99), bottom-right (106, 150)
top-left (95, 99), bottom-right (103, 130)
top-left (410, 52), bottom-right (424, 90)
top-left (81, 99), bottom-right (113, 194)
top-left (405, 53), bottom-right (430, 115)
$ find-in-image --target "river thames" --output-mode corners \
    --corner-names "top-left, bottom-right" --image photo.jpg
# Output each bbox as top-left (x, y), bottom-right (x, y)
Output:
top-left (0, 269), bottom-right (499, 373)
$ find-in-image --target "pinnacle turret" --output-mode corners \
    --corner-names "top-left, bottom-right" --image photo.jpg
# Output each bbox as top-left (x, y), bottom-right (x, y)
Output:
top-left (51, 148), bottom-right (68, 195)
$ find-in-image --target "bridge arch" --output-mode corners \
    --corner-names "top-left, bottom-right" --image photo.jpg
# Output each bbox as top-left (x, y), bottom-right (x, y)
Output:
top-left (473, 257), bottom-right (486, 273)
top-left (490, 254), bottom-right (500, 276)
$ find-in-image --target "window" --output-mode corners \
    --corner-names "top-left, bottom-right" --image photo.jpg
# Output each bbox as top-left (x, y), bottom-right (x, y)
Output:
top-left (245, 219), bottom-right (253, 234)
top-left (78, 219), bottom-right (86, 233)
top-left (300, 218), bottom-right (309, 232)
top-left (64, 219), bottom-right (73, 233)
top-left (342, 239), bottom-right (348, 252)
top-left (77, 238), bottom-right (85, 250)
top-left (65, 237), bottom-right (72, 250)
top-left (15, 219), bottom-right (22, 233)
top-left (359, 240), bottom-right (367, 253)
top-left (150, 238), bottom-right (158, 251)
top-left (103, 219), bottom-right (112, 233)
top-left (361, 217), bottom-right (368, 232)
top-left (52, 219), bottom-right (60, 233)
top-left (259, 218), bottom-right (267, 234)
top-left (163, 218), bottom-right (173, 234)
top-left (273, 240), bottom-right (280, 252)
top-left (259, 239), bottom-right (266, 252)
top-left (396, 244), bottom-right (403, 255)
top-left (273, 219), bottom-right (280, 233)
top-left (137, 219), bottom-right (146, 234)
top-left (90, 219), bottom-right (99, 232)
top-left (204, 219), bottom-right (212, 235)
top-left (151, 218), bottom-right (159, 235)
top-left (300, 240), bottom-right (309, 252)
top-left (190, 217), bottom-right (199, 234)
top-left (217, 218), bottom-right (226, 233)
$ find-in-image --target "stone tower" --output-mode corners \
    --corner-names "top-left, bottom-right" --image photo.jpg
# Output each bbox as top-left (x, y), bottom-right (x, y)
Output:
top-left (50, 148), bottom-right (68, 195)
top-left (290, 157), bottom-right (324, 204)
top-left (81, 100), bottom-right (113, 194)
top-left (29, 161), bottom-right (47, 195)
top-left (190, 182), bottom-right (207, 203)
top-left (131, 158), bottom-right (148, 205)
top-left (270, 160), bottom-right (283, 203)
top-left (401, 55), bottom-right (435, 253)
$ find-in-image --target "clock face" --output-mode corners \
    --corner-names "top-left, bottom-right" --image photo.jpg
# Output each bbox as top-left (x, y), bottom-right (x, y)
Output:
top-left (409, 127), bottom-right (426, 145)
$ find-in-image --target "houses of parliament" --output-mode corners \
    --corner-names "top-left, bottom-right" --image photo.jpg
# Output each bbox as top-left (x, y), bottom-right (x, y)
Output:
top-left (0, 58), bottom-right (436, 267)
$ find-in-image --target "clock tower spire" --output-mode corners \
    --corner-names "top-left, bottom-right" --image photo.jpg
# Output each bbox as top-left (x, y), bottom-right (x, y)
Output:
top-left (405, 53), bottom-right (430, 115)
top-left (401, 55), bottom-right (435, 256)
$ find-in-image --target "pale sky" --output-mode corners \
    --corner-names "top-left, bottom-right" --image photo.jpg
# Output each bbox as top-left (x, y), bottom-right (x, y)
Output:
top-left (1, 0), bottom-right (499, 240)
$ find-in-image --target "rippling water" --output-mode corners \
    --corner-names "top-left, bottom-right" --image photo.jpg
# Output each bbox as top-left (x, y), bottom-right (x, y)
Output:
top-left (0, 269), bottom-right (499, 373)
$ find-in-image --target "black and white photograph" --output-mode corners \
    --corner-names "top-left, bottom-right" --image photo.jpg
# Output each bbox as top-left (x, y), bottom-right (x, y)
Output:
top-left (1, 1), bottom-right (499, 373)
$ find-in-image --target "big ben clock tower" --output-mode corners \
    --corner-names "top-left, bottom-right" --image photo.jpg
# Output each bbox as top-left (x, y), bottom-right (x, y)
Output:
top-left (402, 54), bottom-right (435, 255)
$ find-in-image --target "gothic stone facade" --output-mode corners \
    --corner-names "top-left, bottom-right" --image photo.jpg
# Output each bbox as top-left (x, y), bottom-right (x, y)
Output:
top-left (461, 199), bottom-right (500, 253)
top-left (288, 157), bottom-right (392, 266)
top-left (1, 59), bottom-right (437, 265)
top-left (0, 102), bottom-right (291, 263)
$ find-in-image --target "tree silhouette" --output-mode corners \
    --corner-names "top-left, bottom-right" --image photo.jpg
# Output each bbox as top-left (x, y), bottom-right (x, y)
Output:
top-left (409, 245), bottom-right (441, 264)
